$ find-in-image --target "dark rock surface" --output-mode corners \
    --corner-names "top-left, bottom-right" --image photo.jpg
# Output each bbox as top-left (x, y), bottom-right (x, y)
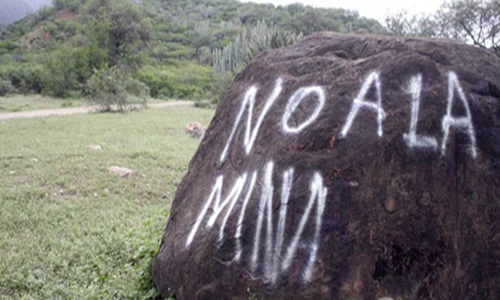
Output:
top-left (153, 33), bottom-right (500, 299)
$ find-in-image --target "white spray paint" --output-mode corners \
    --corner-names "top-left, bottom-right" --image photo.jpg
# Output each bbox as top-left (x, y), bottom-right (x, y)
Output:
top-left (341, 71), bottom-right (386, 137)
top-left (220, 78), bottom-right (283, 163)
top-left (188, 160), bottom-right (326, 283)
top-left (251, 167), bottom-right (327, 283)
top-left (270, 167), bottom-right (293, 283)
top-left (281, 172), bottom-right (327, 281)
top-left (184, 70), bottom-right (481, 285)
top-left (185, 173), bottom-right (247, 248)
top-left (441, 72), bottom-right (477, 158)
top-left (301, 173), bottom-right (327, 282)
top-left (234, 171), bottom-right (258, 262)
top-left (218, 173), bottom-right (257, 243)
top-left (282, 86), bottom-right (326, 134)
top-left (251, 161), bottom-right (274, 273)
top-left (403, 74), bottom-right (438, 149)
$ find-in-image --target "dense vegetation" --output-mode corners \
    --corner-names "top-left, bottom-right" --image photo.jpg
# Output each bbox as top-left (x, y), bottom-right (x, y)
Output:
top-left (0, 0), bottom-right (385, 106)
top-left (1, 0), bottom-right (498, 107)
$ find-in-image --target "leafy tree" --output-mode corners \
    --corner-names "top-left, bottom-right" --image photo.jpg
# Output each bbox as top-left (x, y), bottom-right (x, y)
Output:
top-left (385, 0), bottom-right (500, 56)
top-left (80, 0), bottom-right (152, 69)
top-left (385, 10), bottom-right (437, 37)
top-left (41, 47), bottom-right (79, 98)
top-left (86, 66), bottom-right (148, 111)
top-left (52, 0), bottom-right (88, 12)
top-left (0, 79), bottom-right (15, 96)
top-left (439, 0), bottom-right (499, 54)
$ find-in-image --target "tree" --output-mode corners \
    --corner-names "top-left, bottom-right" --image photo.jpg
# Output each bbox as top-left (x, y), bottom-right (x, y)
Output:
top-left (385, 10), bottom-right (437, 37)
top-left (80, 0), bottom-right (152, 69)
top-left (439, 0), bottom-right (500, 54)
top-left (384, 0), bottom-right (500, 57)
top-left (52, 0), bottom-right (88, 12)
top-left (86, 66), bottom-right (148, 111)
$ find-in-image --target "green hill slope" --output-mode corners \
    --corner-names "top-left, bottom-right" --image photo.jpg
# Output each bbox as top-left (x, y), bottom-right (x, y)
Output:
top-left (0, 0), bottom-right (386, 101)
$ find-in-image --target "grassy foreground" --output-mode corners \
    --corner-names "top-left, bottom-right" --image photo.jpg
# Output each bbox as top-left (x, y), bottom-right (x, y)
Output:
top-left (0, 106), bottom-right (214, 298)
top-left (0, 95), bottom-right (84, 113)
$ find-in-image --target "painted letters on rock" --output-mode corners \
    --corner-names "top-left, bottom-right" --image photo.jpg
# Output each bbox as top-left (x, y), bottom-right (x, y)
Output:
top-left (153, 33), bottom-right (500, 299)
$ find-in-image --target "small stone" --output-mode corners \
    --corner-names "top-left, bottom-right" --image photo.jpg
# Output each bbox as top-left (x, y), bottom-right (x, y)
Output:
top-left (31, 158), bottom-right (39, 162)
top-left (186, 122), bottom-right (206, 138)
top-left (349, 181), bottom-right (359, 187)
top-left (385, 197), bottom-right (396, 213)
top-left (89, 145), bottom-right (102, 151)
top-left (108, 166), bottom-right (134, 177)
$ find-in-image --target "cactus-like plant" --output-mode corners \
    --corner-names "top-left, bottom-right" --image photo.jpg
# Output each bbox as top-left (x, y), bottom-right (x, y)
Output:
top-left (212, 21), bottom-right (302, 74)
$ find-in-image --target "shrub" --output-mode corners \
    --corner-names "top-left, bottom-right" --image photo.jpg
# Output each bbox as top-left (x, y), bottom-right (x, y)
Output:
top-left (0, 80), bottom-right (15, 96)
top-left (194, 99), bottom-right (213, 109)
top-left (41, 49), bottom-right (79, 98)
top-left (138, 63), bottom-right (213, 100)
top-left (209, 69), bottom-right (240, 106)
top-left (86, 66), bottom-right (148, 112)
top-left (125, 218), bottom-right (162, 300)
top-left (0, 64), bottom-right (44, 94)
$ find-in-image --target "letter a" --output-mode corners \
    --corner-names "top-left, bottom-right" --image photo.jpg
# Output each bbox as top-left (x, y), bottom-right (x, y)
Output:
top-left (341, 71), bottom-right (386, 137)
top-left (441, 72), bottom-right (477, 158)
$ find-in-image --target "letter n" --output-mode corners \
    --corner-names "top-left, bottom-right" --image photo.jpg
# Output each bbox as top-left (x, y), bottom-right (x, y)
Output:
top-left (220, 78), bottom-right (283, 162)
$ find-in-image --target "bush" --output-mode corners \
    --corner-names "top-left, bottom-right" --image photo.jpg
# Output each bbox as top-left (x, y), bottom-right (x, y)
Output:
top-left (125, 217), bottom-right (163, 300)
top-left (86, 66), bottom-right (148, 111)
top-left (0, 64), bottom-right (44, 94)
top-left (138, 63), bottom-right (213, 100)
top-left (194, 99), bottom-right (213, 109)
top-left (209, 69), bottom-right (239, 106)
top-left (41, 49), bottom-right (78, 98)
top-left (0, 80), bottom-right (15, 96)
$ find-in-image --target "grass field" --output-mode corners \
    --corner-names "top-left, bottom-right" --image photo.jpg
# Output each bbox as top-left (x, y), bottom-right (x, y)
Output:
top-left (0, 95), bottom-right (84, 112)
top-left (0, 95), bottom-right (182, 113)
top-left (0, 105), bottom-right (215, 298)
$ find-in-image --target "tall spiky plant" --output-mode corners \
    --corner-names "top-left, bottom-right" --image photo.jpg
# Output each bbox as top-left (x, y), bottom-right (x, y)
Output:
top-left (212, 21), bottom-right (302, 74)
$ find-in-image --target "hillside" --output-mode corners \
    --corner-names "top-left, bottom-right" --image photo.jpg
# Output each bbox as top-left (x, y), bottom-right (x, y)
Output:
top-left (0, 0), bottom-right (386, 102)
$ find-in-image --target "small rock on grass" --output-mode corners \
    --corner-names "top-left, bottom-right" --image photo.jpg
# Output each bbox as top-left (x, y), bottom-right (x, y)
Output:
top-left (89, 144), bottom-right (102, 151)
top-left (186, 122), bottom-right (206, 138)
top-left (108, 166), bottom-right (134, 177)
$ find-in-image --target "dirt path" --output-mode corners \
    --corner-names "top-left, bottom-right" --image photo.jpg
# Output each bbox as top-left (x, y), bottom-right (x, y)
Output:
top-left (0, 101), bottom-right (193, 120)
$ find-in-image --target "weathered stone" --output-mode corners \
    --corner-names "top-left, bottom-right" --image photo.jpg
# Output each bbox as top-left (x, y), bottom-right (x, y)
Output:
top-left (89, 144), bottom-right (102, 151)
top-left (186, 122), bottom-right (206, 138)
top-left (107, 166), bottom-right (134, 177)
top-left (153, 33), bottom-right (500, 299)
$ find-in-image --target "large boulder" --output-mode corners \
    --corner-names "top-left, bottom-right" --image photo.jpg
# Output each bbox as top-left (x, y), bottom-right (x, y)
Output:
top-left (153, 33), bottom-right (500, 299)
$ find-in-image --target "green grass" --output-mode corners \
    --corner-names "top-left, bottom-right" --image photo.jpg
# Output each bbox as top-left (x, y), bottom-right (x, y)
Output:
top-left (0, 95), bottom-right (85, 112)
top-left (0, 106), bottom-right (215, 299)
top-left (0, 94), bottom-right (189, 113)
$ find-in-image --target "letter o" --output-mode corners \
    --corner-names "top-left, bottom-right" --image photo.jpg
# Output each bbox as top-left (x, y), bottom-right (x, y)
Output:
top-left (282, 86), bottom-right (325, 134)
